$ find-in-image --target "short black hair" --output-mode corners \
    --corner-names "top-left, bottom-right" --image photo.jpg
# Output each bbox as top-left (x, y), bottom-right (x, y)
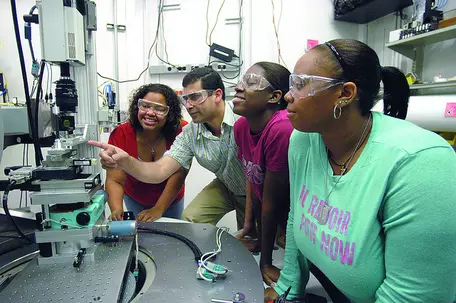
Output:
top-left (182, 67), bottom-right (226, 100)
top-left (253, 61), bottom-right (290, 109)
top-left (128, 83), bottom-right (183, 140)
top-left (314, 39), bottom-right (409, 119)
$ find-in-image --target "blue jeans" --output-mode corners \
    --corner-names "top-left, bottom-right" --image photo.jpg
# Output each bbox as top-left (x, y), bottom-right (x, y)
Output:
top-left (123, 194), bottom-right (184, 220)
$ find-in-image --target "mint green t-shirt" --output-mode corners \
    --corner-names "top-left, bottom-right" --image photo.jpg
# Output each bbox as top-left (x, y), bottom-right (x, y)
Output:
top-left (276, 112), bottom-right (456, 303)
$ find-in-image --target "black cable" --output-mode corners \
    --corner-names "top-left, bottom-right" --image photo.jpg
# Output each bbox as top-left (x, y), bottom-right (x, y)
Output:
top-left (138, 227), bottom-right (202, 263)
top-left (26, 143), bottom-right (29, 207)
top-left (27, 5), bottom-right (37, 63)
top-left (34, 59), bottom-right (46, 152)
top-left (19, 143), bottom-right (26, 208)
top-left (0, 235), bottom-right (23, 239)
top-left (10, 0), bottom-right (42, 166)
top-left (28, 39), bottom-right (36, 63)
top-left (2, 180), bottom-right (35, 244)
top-left (28, 5), bottom-right (37, 16)
top-left (45, 63), bottom-right (50, 95)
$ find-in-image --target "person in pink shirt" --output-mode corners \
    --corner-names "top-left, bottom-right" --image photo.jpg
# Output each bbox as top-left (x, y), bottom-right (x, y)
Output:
top-left (232, 62), bottom-right (293, 286)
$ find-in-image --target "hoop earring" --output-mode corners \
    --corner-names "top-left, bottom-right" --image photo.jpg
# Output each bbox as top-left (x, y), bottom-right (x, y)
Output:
top-left (333, 104), bottom-right (342, 119)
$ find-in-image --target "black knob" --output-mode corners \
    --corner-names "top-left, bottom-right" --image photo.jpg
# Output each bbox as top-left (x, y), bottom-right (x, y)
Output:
top-left (76, 212), bottom-right (91, 226)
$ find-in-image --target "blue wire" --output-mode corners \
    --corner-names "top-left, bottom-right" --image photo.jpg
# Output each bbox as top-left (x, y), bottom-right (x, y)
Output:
top-left (437, 0), bottom-right (448, 9)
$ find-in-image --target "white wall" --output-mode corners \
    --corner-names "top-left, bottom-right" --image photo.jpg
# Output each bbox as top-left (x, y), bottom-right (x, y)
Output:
top-left (1, 0), bottom-right (361, 229)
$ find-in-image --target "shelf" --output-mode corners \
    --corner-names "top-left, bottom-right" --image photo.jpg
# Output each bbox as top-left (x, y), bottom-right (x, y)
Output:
top-left (334, 0), bottom-right (412, 24)
top-left (410, 81), bottom-right (456, 90)
top-left (386, 24), bottom-right (456, 59)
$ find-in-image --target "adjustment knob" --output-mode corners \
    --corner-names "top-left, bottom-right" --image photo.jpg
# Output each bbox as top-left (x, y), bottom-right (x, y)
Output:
top-left (76, 212), bottom-right (91, 226)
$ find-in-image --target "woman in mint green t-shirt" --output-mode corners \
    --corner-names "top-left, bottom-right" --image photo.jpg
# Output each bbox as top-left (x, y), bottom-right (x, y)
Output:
top-left (265, 39), bottom-right (456, 303)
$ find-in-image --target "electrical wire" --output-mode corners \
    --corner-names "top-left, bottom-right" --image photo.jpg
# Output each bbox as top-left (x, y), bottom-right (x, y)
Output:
top-left (277, 0), bottom-right (283, 31)
top-left (27, 5), bottom-right (37, 64)
top-left (28, 40), bottom-right (36, 64)
top-left (25, 143), bottom-right (29, 207)
top-left (34, 59), bottom-right (46, 165)
top-left (207, 0), bottom-right (227, 47)
top-left (157, 4), bottom-right (173, 66)
top-left (10, 0), bottom-right (43, 167)
top-left (208, 59), bottom-right (243, 80)
top-left (197, 227), bottom-right (229, 281)
top-left (437, 0), bottom-right (448, 9)
top-left (137, 227), bottom-right (203, 262)
top-left (0, 69), bottom-right (10, 103)
top-left (45, 63), bottom-right (51, 96)
top-left (271, 0), bottom-right (287, 68)
top-left (208, 0), bottom-right (243, 81)
top-left (2, 180), bottom-right (35, 244)
top-left (30, 78), bottom-right (38, 98)
top-left (97, 0), bottom-right (164, 83)
top-left (205, 0), bottom-right (211, 46)
top-left (49, 62), bottom-right (53, 98)
top-left (19, 143), bottom-right (27, 208)
top-left (0, 235), bottom-right (23, 239)
top-left (98, 90), bottom-right (108, 106)
top-left (134, 232), bottom-right (139, 275)
top-left (10, 0), bottom-right (43, 166)
top-left (0, 68), bottom-right (8, 90)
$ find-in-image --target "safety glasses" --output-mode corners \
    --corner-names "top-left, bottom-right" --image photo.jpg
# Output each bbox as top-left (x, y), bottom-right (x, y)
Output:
top-left (180, 90), bottom-right (214, 106)
top-left (238, 73), bottom-right (274, 91)
top-left (289, 73), bottom-right (344, 99)
top-left (137, 99), bottom-right (170, 116)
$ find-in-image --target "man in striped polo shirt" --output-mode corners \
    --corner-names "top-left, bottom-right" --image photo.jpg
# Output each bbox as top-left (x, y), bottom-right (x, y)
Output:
top-left (90, 67), bottom-right (247, 228)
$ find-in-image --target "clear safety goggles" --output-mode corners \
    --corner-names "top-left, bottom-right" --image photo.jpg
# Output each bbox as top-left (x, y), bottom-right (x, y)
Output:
top-left (137, 99), bottom-right (170, 116)
top-left (237, 73), bottom-right (274, 91)
top-left (180, 89), bottom-right (214, 106)
top-left (289, 73), bottom-right (344, 99)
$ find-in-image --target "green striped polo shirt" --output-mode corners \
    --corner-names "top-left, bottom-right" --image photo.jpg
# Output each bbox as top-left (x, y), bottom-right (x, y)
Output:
top-left (165, 102), bottom-right (246, 196)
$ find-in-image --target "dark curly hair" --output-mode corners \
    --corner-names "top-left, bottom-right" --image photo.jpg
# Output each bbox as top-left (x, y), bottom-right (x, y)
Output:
top-left (128, 83), bottom-right (183, 140)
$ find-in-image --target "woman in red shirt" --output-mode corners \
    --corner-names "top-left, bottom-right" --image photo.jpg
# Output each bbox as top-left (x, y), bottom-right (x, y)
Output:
top-left (106, 83), bottom-right (188, 222)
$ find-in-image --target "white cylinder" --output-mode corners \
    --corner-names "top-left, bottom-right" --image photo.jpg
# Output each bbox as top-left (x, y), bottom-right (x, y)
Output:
top-left (373, 95), bottom-right (456, 132)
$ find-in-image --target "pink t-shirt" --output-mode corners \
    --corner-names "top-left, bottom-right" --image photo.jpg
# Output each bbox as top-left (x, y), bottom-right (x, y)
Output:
top-left (234, 110), bottom-right (294, 201)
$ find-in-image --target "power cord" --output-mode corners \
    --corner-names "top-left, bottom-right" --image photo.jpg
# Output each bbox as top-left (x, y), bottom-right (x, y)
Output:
top-left (97, 0), bottom-right (177, 82)
top-left (271, 0), bottom-right (287, 68)
top-left (137, 227), bottom-right (203, 262)
top-left (2, 180), bottom-right (35, 244)
top-left (10, 0), bottom-right (43, 166)
top-left (134, 232), bottom-right (139, 279)
top-left (205, 0), bottom-right (227, 47)
top-left (197, 227), bottom-right (229, 282)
